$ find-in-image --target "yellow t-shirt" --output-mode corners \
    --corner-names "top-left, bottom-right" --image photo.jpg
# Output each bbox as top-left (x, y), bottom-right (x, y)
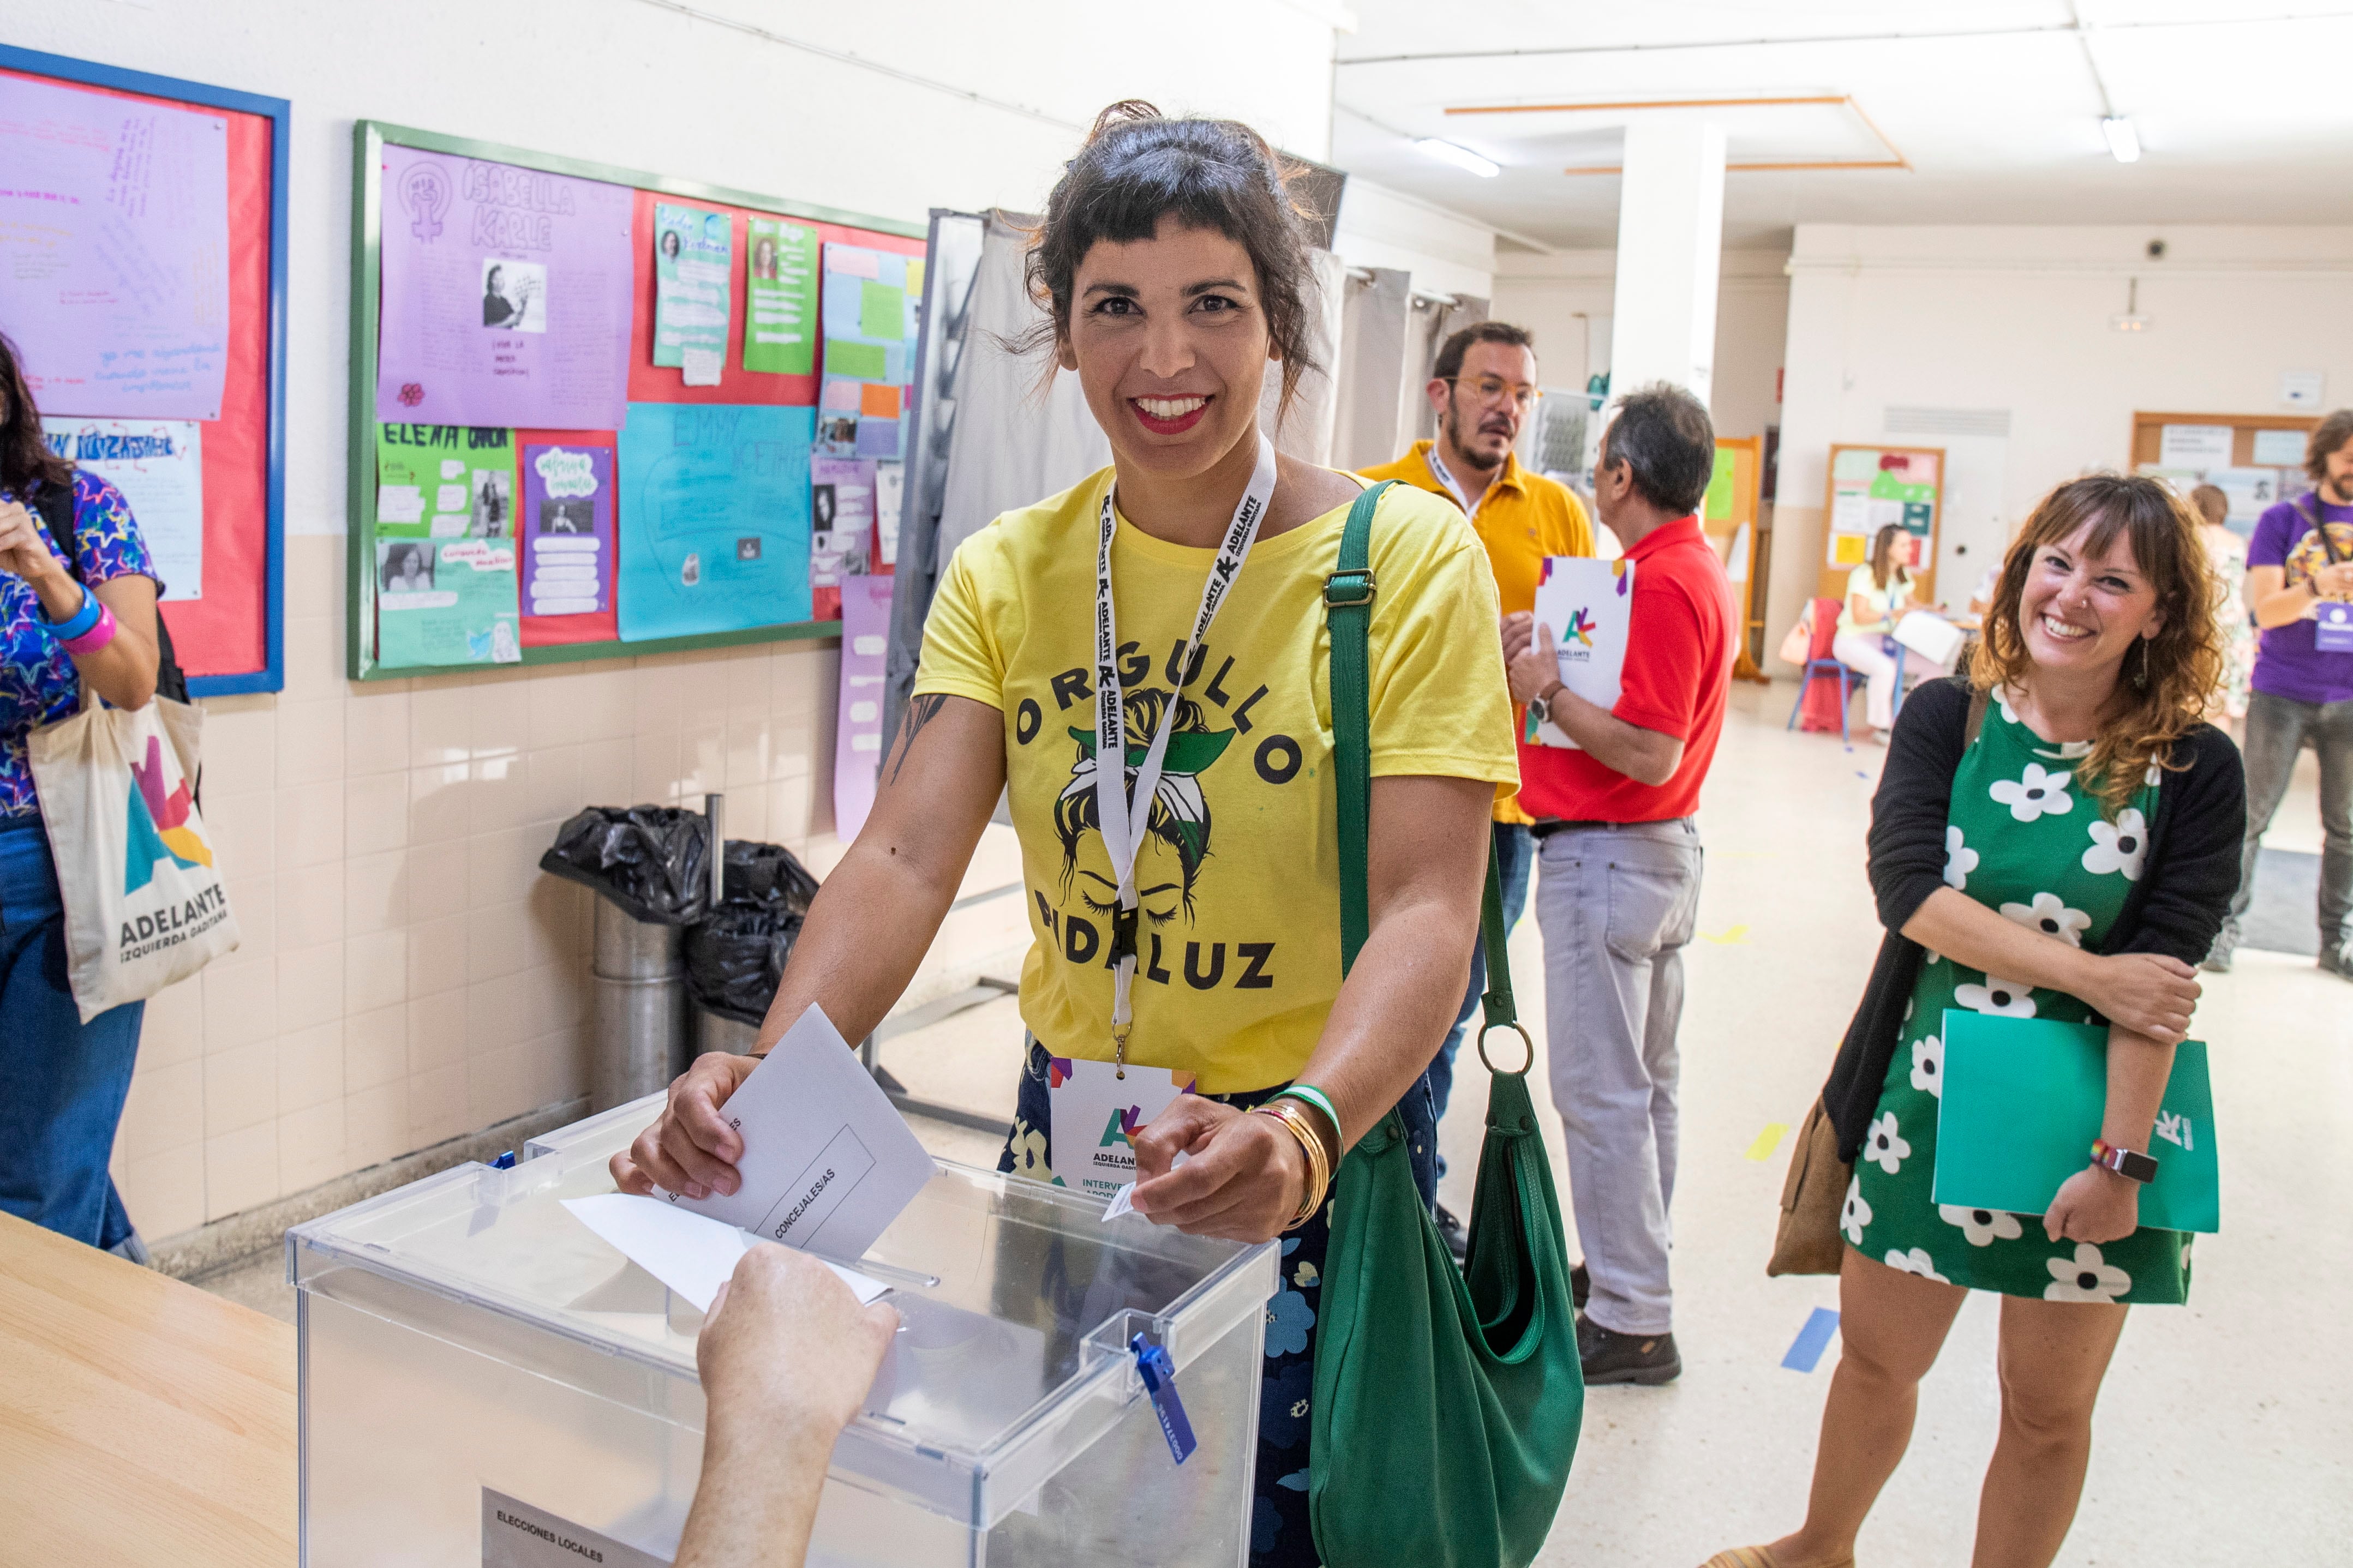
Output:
top-left (1358, 441), bottom-right (1595, 824)
top-left (914, 468), bottom-right (1519, 1093)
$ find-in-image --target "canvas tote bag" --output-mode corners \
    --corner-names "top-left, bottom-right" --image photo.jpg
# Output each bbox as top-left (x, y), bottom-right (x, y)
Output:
top-left (27, 690), bottom-right (238, 1022)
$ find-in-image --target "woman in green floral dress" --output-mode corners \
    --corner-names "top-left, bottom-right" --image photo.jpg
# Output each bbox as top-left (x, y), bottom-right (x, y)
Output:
top-left (1709, 475), bottom-right (2247, 1568)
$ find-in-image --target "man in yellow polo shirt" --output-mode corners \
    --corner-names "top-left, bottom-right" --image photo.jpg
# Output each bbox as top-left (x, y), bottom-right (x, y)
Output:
top-left (1362, 320), bottom-right (1593, 1260)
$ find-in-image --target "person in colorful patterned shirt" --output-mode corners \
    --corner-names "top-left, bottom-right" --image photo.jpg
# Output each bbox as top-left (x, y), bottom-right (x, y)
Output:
top-left (1706, 474), bottom-right (2244, 1568)
top-left (0, 330), bottom-right (170, 1259)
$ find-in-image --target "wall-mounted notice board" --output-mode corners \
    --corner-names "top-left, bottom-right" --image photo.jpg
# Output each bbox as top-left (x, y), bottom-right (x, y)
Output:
top-left (2129, 410), bottom-right (2317, 537)
top-left (0, 45), bottom-right (290, 695)
top-left (1819, 443), bottom-right (1945, 603)
top-left (348, 121), bottom-right (926, 681)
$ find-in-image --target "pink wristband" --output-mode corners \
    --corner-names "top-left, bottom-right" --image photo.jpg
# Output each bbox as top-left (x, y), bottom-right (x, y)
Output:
top-left (58, 602), bottom-right (118, 657)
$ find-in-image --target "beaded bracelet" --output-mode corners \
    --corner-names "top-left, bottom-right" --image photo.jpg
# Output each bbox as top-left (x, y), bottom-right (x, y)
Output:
top-left (44, 584), bottom-right (102, 643)
top-left (59, 602), bottom-right (119, 658)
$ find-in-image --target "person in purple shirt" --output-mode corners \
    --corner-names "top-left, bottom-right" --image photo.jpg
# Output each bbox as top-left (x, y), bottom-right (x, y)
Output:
top-left (2206, 410), bottom-right (2353, 977)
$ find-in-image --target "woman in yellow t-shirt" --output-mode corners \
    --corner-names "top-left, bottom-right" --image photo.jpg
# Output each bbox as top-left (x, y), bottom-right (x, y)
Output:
top-left (615, 104), bottom-right (1517, 1565)
top-left (1834, 523), bottom-right (1930, 741)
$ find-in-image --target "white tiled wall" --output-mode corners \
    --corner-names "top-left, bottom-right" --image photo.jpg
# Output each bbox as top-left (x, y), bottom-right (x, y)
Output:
top-left (106, 535), bottom-right (852, 1239)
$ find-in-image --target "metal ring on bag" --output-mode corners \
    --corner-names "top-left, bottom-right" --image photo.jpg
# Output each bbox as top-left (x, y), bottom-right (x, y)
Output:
top-left (1477, 1021), bottom-right (1536, 1077)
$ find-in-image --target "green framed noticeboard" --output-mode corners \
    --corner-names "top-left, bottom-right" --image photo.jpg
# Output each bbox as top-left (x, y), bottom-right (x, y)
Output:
top-left (346, 119), bottom-right (927, 681)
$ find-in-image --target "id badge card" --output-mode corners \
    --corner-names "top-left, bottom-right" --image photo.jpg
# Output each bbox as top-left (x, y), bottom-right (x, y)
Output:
top-left (2315, 600), bottom-right (2353, 651)
top-left (1046, 1056), bottom-right (1195, 1202)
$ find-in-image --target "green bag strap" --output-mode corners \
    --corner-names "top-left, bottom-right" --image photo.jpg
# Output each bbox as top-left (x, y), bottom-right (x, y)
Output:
top-left (1327, 480), bottom-right (1525, 1071)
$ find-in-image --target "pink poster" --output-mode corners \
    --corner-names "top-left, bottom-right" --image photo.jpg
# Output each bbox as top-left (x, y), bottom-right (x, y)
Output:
top-left (833, 574), bottom-right (894, 842)
top-left (375, 147), bottom-right (635, 429)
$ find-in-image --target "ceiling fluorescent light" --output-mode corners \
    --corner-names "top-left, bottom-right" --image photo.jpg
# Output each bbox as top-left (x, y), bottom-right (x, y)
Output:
top-left (2101, 116), bottom-right (2141, 164)
top-left (1415, 138), bottom-right (1500, 178)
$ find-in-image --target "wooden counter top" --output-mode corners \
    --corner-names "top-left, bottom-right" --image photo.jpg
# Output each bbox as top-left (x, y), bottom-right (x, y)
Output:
top-left (0, 1211), bottom-right (296, 1567)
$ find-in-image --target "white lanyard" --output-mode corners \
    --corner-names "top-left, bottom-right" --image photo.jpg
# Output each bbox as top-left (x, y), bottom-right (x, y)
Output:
top-left (1424, 443), bottom-right (1484, 523)
top-left (1092, 432), bottom-right (1278, 1067)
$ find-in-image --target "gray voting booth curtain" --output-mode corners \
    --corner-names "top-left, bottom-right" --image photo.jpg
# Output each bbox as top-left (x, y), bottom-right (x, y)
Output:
top-left (1330, 269), bottom-right (1486, 471)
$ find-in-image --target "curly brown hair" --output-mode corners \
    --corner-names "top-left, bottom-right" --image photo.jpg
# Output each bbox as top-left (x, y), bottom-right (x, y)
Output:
top-left (1016, 101), bottom-right (1324, 416)
top-left (1969, 474), bottom-right (2223, 818)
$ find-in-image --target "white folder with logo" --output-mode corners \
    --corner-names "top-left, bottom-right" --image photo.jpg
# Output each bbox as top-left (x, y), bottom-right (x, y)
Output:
top-left (1525, 555), bottom-right (1634, 750)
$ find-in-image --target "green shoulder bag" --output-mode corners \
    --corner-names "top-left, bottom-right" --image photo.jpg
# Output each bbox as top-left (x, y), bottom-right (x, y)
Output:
top-left (1308, 480), bottom-right (1585, 1568)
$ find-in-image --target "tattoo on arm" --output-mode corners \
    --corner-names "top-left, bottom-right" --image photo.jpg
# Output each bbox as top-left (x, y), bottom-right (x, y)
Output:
top-left (888, 694), bottom-right (947, 784)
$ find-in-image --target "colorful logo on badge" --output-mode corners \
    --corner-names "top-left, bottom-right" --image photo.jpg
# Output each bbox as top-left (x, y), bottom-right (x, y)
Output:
top-left (124, 735), bottom-right (211, 894)
top-left (1562, 608), bottom-right (1597, 647)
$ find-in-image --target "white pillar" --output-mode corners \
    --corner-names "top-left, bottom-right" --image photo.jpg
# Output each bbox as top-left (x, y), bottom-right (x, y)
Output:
top-left (1605, 120), bottom-right (1727, 408)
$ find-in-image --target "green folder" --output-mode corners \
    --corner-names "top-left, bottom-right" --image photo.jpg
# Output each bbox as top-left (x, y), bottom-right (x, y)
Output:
top-left (1934, 1011), bottom-right (2219, 1234)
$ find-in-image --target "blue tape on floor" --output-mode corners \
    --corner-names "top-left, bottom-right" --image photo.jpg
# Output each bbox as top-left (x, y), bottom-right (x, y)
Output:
top-left (1781, 1307), bottom-right (1840, 1372)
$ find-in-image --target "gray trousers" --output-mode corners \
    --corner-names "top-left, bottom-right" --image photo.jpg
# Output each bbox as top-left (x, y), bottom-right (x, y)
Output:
top-left (1534, 818), bottom-right (1703, 1336)
top-left (2225, 689), bottom-right (2353, 950)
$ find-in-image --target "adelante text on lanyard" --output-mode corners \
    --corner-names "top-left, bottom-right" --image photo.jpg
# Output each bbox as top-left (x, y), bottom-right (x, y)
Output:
top-left (1092, 434), bottom-right (1280, 1074)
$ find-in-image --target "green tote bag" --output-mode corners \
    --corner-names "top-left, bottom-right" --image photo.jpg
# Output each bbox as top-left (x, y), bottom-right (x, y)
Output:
top-left (1308, 480), bottom-right (1585, 1568)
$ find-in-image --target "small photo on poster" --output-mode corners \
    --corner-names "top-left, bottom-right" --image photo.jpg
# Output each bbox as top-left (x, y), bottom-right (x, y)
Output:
top-left (379, 539), bottom-right (438, 594)
top-left (540, 497), bottom-right (595, 534)
top-left (471, 467), bottom-right (514, 537)
top-left (751, 235), bottom-right (780, 281)
top-left (481, 259), bottom-right (547, 333)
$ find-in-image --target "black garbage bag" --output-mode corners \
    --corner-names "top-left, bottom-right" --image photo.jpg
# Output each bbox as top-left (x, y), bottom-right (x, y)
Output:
top-left (684, 840), bottom-right (824, 1025)
top-left (539, 806), bottom-right (713, 924)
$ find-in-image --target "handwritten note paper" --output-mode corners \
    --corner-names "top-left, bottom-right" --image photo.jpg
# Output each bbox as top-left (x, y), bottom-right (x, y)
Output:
top-left (520, 442), bottom-right (614, 618)
top-left (743, 217), bottom-right (819, 376)
top-left (652, 202), bottom-right (732, 385)
top-left (43, 419), bottom-right (204, 601)
top-left (615, 402), bottom-right (812, 640)
top-left (375, 149), bottom-right (634, 429)
top-left (0, 74), bottom-right (229, 420)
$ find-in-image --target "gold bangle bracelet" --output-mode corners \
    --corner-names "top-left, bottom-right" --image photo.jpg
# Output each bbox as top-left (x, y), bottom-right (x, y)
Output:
top-left (1253, 1101), bottom-right (1330, 1229)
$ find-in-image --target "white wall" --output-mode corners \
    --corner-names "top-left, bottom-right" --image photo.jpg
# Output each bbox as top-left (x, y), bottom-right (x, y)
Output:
top-left (1767, 224), bottom-right (2353, 669)
top-left (1332, 179), bottom-right (1498, 302)
top-left (6, 0), bottom-right (1340, 1239)
top-left (1490, 249), bottom-right (1789, 435)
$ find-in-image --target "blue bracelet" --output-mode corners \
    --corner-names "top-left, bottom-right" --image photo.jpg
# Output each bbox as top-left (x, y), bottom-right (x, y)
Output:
top-left (43, 585), bottom-right (101, 642)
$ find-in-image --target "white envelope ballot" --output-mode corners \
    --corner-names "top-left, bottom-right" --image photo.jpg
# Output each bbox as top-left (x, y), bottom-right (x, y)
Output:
top-left (562, 1193), bottom-right (886, 1312)
top-left (656, 1004), bottom-right (935, 1263)
top-left (1893, 610), bottom-right (1965, 669)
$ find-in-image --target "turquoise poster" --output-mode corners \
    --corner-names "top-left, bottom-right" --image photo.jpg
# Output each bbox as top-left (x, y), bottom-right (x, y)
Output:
top-left (616, 402), bottom-right (813, 640)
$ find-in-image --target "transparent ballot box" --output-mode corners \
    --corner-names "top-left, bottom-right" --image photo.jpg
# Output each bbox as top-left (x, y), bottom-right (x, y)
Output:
top-left (289, 1096), bottom-right (1277, 1566)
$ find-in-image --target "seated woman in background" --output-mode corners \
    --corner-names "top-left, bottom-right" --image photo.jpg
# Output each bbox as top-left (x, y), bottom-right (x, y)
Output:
top-left (1708, 473), bottom-right (2243, 1568)
top-left (1834, 523), bottom-right (1935, 743)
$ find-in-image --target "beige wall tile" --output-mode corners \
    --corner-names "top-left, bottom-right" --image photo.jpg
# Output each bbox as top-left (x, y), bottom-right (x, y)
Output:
top-left (408, 1062), bottom-right (467, 1147)
top-left (344, 687), bottom-right (411, 777)
top-left (632, 664), bottom-right (686, 736)
top-left (277, 1020), bottom-right (344, 1113)
top-left (523, 744), bottom-right (585, 827)
top-left (281, 615), bottom-right (340, 703)
top-left (275, 779), bottom-right (346, 870)
top-left (200, 702), bottom-right (278, 798)
top-left (139, 977), bottom-right (206, 1071)
top-left (276, 699), bottom-right (346, 787)
top-left (681, 719), bottom-right (726, 798)
top-left (118, 1057), bottom-right (204, 1161)
top-left (527, 670), bottom-right (591, 748)
top-left (345, 1079), bottom-right (410, 1169)
top-left (203, 791), bottom-right (277, 880)
top-left (517, 956), bottom-right (589, 1032)
top-left (632, 731), bottom-right (680, 803)
top-left (405, 839), bottom-right (469, 921)
top-left (221, 873), bottom-right (275, 960)
top-left (465, 971), bottom-right (538, 1054)
top-left (725, 710), bottom-right (771, 788)
top-left (344, 928), bottom-right (408, 1014)
top-left (725, 786), bottom-right (770, 844)
top-left (203, 1038), bottom-right (277, 1138)
top-left (277, 861), bottom-right (346, 946)
top-left (410, 681), bottom-right (473, 767)
top-left (469, 673), bottom-right (530, 758)
top-left (405, 986), bottom-right (468, 1075)
top-left (577, 668), bottom-right (636, 743)
top-left (276, 941), bottom-right (345, 1032)
top-left (121, 1144), bottom-right (206, 1241)
top-left (286, 533), bottom-right (339, 607)
top-left (466, 1042), bottom-right (538, 1128)
top-left (464, 901), bottom-right (528, 984)
top-left (345, 1001), bottom-right (407, 1091)
top-left (409, 761), bottom-right (471, 844)
top-left (724, 654), bottom-right (773, 712)
top-left (345, 771), bottom-right (409, 858)
top-left (276, 1105), bottom-right (347, 1194)
top-left (469, 826), bottom-right (544, 910)
top-left (202, 955), bottom-right (278, 1054)
top-left (469, 753), bottom-right (530, 835)
top-left (204, 1121), bottom-right (280, 1218)
top-left (406, 911), bottom-right (467, 998)
top-left (345, 848), bottom-right (405, 934)
top-left (579, 740), bottom-right (634, 809)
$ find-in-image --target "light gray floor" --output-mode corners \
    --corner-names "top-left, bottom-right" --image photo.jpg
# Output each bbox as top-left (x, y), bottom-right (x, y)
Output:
top-left (200, 685), bottom-right (2352, 1563)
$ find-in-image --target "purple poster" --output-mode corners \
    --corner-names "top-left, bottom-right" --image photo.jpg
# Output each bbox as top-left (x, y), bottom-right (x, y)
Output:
top-left (520, 442), bottom-right (615, 618)
top-left (375, 148), bottom-right (634, 429)
top-left (833, 575), bottom-right (894, 842)
top-left (0, 74), bottom-right (229, 420)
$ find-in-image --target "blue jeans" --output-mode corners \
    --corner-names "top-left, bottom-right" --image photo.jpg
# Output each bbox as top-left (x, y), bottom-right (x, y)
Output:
top-left (0, 814), bottom-right (145, 1249)
top-left (1427, 822), bottom-right (1535, 1143)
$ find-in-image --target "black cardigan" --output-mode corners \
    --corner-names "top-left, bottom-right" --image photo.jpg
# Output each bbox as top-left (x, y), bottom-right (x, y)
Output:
top-left (1821, 677), bottom-right (2248, 1163)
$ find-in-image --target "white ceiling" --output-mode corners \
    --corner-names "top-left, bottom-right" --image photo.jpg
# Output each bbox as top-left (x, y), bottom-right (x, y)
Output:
top-left (1329, 1), bottom-right (2353, 250)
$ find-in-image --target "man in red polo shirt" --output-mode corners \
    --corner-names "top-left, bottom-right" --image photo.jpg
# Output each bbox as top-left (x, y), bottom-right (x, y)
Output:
top-left (1501, 382), bottom-right (1734, 1387)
